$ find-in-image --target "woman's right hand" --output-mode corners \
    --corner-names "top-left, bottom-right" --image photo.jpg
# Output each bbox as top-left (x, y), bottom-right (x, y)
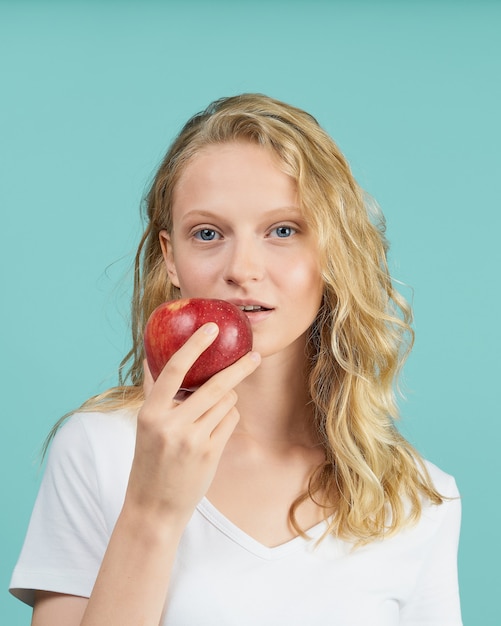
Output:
top-left (125, 322), bottom-right (261, 532)
top-left (41, 323), bottom-right (261, 626)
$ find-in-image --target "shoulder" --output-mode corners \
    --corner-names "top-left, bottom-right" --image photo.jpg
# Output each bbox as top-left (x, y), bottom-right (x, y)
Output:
top-left (421, 458), bottom-right (460, 499)
top-left (41, 408), bottom-right (137, 521)
top-left (51, 408), bottom-right (137, 449)
top-left (414, 459), bottom-right (462, 543)
top-left (47, 408), bottom-right (137, 478)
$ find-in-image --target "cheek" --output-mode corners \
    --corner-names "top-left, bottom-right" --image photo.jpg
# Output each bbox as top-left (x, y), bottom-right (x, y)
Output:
top-left (286, 255), bottom-right (323, 299)
top-left (174, 255), bottom-right (221, 297)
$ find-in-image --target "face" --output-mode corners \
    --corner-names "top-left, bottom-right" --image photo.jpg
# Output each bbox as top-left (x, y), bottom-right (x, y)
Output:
top-left (160, 141), bottom-right (324, 361)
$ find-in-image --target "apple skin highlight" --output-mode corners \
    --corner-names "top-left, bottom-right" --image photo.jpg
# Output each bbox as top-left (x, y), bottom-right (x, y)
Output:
top-left (143, 298), bottom-right (253, 389)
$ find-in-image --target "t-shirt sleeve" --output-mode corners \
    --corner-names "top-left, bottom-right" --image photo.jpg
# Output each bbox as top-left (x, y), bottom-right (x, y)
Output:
top-left (400, 473), bottom-right (463, 625)
top-left (9, 415), bottom-right (110, 606)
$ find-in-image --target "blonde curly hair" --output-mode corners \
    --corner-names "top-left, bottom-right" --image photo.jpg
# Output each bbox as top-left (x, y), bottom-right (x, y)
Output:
top-left (48, 93), bottom-right (443, 543)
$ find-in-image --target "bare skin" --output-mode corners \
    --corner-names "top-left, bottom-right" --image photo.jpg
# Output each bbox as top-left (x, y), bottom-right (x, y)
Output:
top-left (33, 326), bottom-right (261, 626)
top-left (32, 142), bottom-right (327, 625)
top-left (207, 349), bottom-right (327, 547)
top-left (32, 340), bottom-right (324, 626)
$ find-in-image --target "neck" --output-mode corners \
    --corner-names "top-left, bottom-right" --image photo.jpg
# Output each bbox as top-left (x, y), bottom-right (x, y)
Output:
top-left (234, 348), bottom-right (318, 448)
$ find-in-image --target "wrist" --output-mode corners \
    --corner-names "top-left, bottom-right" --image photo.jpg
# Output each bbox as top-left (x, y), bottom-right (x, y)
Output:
top-left (118, 496), bottom-right (188, 550)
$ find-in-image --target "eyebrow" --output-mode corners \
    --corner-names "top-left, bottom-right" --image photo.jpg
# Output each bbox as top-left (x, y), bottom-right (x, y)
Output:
top-left (179, 206), bottom-right (303, 223)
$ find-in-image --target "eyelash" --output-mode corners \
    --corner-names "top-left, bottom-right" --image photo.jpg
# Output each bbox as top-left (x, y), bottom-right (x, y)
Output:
top-left (192, 224), bottom-right (297, 241)
top-left (270, 225), bottom-right (297, 238)
top-left (193, 228), bottom-right (220, 241)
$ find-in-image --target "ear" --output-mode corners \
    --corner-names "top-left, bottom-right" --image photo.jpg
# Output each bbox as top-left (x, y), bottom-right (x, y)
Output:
top-left (159, 230), bottom-right (181, 288)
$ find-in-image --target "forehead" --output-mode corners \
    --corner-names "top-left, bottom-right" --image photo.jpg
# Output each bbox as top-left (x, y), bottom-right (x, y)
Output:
top-left (177, 140), bottom-right (286, 180)
top-left (172, 141), bottom-right (297, 210)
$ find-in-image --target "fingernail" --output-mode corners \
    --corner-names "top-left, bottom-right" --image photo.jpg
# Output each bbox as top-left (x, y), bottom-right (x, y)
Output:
top-left (249, 351), bottom-right (261, 363)
top-left (204, 322), bottom-right (218, 335)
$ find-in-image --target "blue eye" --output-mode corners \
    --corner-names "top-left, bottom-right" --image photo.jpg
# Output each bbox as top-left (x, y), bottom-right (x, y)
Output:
top-left (194, 229), bottom-right (219, 241)
top-left (271, 225), bottom-right (296, 238)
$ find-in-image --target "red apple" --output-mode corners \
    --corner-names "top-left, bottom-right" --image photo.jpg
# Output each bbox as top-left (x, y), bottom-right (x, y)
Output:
top-left (143, 298), bottom-right (253, 389)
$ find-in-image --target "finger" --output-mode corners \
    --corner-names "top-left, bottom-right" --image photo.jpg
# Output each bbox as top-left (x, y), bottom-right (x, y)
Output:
top-left (178, 350), bottom-right (261, 420)
top-left (209, 406), bottom-right (241, 454)
top-left (199, 350), bottom-right (261, 399)
top-left (145, 322), bottom-right (220, 410)
top-left (191, 389), bottom-right (238, 436)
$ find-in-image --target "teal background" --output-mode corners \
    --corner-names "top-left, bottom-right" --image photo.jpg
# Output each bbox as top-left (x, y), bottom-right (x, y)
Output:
top-left (1, 1), bottom-right (499, 623)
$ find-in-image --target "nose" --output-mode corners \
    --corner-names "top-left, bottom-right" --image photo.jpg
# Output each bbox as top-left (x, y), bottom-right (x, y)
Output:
top-left (223, 238), bottom-right (264, 286)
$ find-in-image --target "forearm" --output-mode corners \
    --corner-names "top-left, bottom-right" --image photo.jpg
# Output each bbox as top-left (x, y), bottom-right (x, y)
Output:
top-left (81, 503), bottom-right (184, 626)
top-left (78, 342), bottom-right (259, 626)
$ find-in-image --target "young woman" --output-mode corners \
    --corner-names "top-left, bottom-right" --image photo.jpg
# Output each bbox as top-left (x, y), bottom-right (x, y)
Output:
top-left (10, 94), bottom-right (462, 625)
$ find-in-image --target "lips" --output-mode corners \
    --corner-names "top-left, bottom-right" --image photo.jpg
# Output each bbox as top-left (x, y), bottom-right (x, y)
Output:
top-left (238, 304), bottom-right (269, 312)
top-left (228, 299), bottom-right (273, 312)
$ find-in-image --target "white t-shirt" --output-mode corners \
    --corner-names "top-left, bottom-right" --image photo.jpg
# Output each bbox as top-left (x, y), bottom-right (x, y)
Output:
top-left (10, 410), bottom-right (463, 625)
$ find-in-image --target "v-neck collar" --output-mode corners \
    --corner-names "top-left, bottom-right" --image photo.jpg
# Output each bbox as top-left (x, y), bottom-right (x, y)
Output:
top-left (196, 497), bottom-right (329, 560)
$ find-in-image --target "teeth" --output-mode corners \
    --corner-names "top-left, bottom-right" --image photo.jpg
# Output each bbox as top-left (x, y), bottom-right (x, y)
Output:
top-left (239, 305), bottom-right (264, 312)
